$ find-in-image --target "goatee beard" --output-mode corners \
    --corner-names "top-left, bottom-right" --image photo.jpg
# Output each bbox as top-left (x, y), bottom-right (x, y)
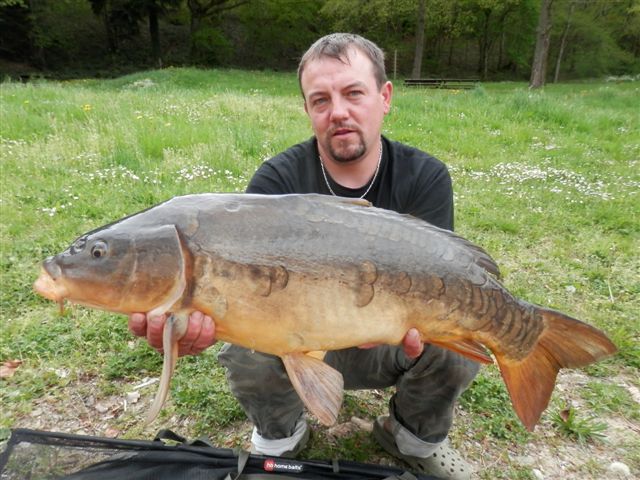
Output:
top-left (325, 129), bottom-right (367, 164)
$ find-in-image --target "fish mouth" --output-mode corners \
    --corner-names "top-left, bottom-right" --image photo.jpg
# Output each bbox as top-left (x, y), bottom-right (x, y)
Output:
top-left (33, 263), bottom-right (69, 303)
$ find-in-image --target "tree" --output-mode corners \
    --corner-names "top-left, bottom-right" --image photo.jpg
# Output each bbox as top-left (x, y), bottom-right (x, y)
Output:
top-left (621, 0), bottom-right (640, 57)
top-left (0, 0), bottom-right (30, 64)
top-left (553, 0), bottom-right (575, 82)
top-left (2, 0), bottom-right (637, 78)
top-left (411, 0), bottom-right (426, 78)
top-left (88, 0), bottom-right (181, 67)
top-left (186, 0), bottom-right (249, 62)
top-left (546, 0), bottom-right (639, 80)
top-left (320, 0), bottom-right (417, 75)
top-left (1, 0), bottom-right (102, 70)
top-left (529, 0), bottom-right (554, 88)
top-left (230, 0), bottom-right (326, 70)
top-left (88, 0), bottom-right (141, 54)
top-left (470, 0), bottom-right (523, 80)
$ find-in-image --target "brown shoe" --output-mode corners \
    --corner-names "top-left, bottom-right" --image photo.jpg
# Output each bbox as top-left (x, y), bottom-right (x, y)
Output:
top-left (373, 416), bottom-right (472, 480)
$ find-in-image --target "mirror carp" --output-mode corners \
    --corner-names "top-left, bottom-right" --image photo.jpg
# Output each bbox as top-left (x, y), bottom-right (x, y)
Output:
top-left (34, 193), bottom-right (617, 430)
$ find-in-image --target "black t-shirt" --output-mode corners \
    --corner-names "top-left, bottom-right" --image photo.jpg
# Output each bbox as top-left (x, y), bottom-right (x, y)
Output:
top-left (246, 136), bottom-right (454, 231)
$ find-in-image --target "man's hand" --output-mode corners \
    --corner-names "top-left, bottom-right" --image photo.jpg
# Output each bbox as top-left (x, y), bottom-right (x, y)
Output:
top-left (358, 328), bottom-right (424, 359)
top-left (128, 311), bottom-right (216, 357)
top-left (401, 328), bottom-right (424, 358)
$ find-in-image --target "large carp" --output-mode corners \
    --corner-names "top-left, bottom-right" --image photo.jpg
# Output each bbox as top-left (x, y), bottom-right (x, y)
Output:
top-left (34, 193), bottom-right (616, 430)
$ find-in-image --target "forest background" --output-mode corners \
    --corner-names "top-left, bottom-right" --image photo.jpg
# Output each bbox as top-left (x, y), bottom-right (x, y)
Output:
top-left (1, 0), bottom-right (639, 82)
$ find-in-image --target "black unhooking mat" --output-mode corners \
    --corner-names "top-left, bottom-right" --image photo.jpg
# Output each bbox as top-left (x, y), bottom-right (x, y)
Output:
top-left (0, 428), bottom-right (442, 480)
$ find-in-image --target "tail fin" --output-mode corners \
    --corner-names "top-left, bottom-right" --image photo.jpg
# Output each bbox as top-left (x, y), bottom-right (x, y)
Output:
top-left (495, 308), bottom-right (617, 431)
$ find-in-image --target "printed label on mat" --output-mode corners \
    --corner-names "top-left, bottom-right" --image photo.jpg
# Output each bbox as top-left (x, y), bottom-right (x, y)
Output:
top-left (263, 458), bottom-right (304, 473)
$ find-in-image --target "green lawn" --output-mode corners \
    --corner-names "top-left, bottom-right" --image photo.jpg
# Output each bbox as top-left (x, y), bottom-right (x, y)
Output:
top-left (1, 70), bottom-right (638, 479)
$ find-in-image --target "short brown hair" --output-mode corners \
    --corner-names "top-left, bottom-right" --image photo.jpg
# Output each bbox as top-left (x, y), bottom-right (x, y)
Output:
top-left (297, 33), bottom-right (387, 96)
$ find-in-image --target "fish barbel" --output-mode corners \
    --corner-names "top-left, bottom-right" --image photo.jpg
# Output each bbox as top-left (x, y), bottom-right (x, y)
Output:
top-left (33, 193), bottom-right (616, 430)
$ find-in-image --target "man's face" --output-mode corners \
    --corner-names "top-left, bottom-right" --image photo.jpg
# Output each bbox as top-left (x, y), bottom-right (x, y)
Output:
top-left (301, 49), bottom-right (392, 164)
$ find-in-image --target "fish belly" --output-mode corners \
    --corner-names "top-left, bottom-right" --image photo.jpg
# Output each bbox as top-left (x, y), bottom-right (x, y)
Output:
top-left (190, 258), bottom-right (421, 355)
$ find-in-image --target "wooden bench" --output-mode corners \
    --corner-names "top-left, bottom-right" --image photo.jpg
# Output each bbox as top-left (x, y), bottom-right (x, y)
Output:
top-left (404, 78), bottom-right (479, 90)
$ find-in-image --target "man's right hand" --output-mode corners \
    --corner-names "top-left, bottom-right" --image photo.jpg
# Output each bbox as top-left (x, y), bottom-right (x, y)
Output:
top-left (128, 311), bottom-right (217, 357)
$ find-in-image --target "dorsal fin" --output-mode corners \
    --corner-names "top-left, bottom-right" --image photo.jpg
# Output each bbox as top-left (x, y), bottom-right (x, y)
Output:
top-left (397, 213), bottom-right (502, 278)
top-left (445, 233), bottom-right (501, 278)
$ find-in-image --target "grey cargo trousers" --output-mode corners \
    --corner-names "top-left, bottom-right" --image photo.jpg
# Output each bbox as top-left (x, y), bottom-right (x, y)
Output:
top-left (217, 342), bottom-right (479, 444)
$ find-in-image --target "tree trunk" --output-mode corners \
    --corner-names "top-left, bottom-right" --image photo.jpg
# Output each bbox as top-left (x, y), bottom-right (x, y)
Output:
top-left (188, 0), bottom-right (206, 61)
top-left (497, 24), bottom-right (506, 70)
top-left (149, 5), bottom-right (162, 68)
top-left (479, 10), bottom-right (491, 80)
top-left (495, 9), bottom-right (512, 73)
top-left (448, 37), bottom-right (454, 67)
top-left (100, 9), bottom-right (118, 53)
top-left (411, 0), bottom-right (426, 79)
top-left (553, 1), bottom-right (574, 83)
top-left (26, 0), bottom-right (45, 68)
top-left (530, 0), bottom-right (554, 88)
top-left (188, 1), bottom-right (202, 61)
top-left (447, 5), bottom-right (459, 68)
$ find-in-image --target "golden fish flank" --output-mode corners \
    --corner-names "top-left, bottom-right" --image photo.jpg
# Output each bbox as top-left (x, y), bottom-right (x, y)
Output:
top-left (33, 193), bottom-right (617, 429)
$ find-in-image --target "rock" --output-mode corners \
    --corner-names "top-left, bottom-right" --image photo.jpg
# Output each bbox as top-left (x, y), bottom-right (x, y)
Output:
top-left (327, 422), bottom-right (358, 438)
top-left (327, 416), bottom-right (376, 439)
top-left (350, 416), bottom-right (373, 432)
top-left (625, 385), bottom-right (640, 404)
top-left (607, 461), bottom-right (631, 477)
top-left (0, 359), bottom-right (22, 378)
top-left (532, 468), bottom-right (544, 480)
top-left (126, 391), bottom-right (140, 404)
top-left (514, 455), bottom-right (535, 466)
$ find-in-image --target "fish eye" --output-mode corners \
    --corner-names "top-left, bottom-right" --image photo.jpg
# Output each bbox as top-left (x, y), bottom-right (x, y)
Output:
top-left (90, 241), bottom-right (108, 259)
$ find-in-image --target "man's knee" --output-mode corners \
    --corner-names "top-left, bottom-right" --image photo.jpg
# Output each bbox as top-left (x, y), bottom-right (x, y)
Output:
top-left (218, 343), bottom-right (303, 438)
top-left (409, 344), bottom-right (480, 390)
top-left (218, 343), bottom-right (290, 394)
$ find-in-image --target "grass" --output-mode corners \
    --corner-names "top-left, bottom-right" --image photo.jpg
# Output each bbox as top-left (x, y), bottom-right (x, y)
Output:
top-left (1, 69), bottom-right (639, 478)
top-left (550, 406), bottom-right (608, 444)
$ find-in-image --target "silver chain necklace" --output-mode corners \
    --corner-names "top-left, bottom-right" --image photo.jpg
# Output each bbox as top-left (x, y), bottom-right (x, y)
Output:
top-left (319, 140), bottom-right (383, 199)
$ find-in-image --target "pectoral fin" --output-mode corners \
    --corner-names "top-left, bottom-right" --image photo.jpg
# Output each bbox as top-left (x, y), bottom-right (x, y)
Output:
top-left (282, 352), bottom-right (343, 426)
top-left (145, 312), bottom-right (189, 425)
top-left (306, 350), bottom-right (327, 360)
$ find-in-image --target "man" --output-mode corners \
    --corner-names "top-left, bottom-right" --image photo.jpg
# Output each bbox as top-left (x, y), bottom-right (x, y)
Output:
top-left (129, 33), bottom-right (476, 480)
